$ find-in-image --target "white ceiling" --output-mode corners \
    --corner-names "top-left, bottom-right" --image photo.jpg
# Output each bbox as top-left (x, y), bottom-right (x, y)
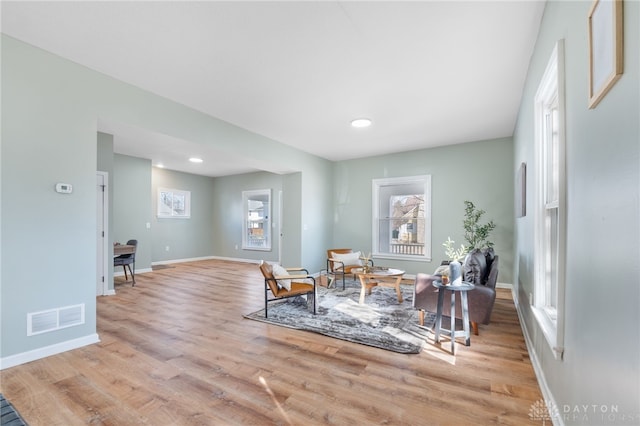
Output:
top-left (2, 1), bottom-right (545, 177)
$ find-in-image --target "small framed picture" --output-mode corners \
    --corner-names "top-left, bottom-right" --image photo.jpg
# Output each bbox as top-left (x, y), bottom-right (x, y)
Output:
top-left (588, 0), bottom-right (623, 109)
top-left (158, 187), bottom-right (191, 218)
top-left (516, 162), bottom-right (526, 218)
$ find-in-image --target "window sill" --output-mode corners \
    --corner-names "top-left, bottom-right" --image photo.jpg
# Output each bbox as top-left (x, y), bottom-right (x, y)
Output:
top-left (532, 306), bottom-right (563, 360)
top-left (373, 253), bottom-right (431, 263)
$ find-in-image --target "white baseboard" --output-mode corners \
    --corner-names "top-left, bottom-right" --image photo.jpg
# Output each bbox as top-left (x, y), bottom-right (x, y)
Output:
top-left (113, 267), bottom-right (152, 277)
top-left (496, 282), bottom-right (513, 290)
top-left (513, 289), bottom-right (562, 426)
top-left (152, 256), bottom-right (262, 265)
top-left (0, 333), bottom-right (100, 370)
top-left (151, 256), bottom-right (217, 265)
top-left (207, 256), bottom-right (262, 264)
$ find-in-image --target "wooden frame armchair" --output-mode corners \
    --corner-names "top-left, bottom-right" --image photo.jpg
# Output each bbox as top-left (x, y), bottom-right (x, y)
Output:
top-left (326, 248), bottom-right (373, 289)
top-left (259, 261), bottom-right (316, 318)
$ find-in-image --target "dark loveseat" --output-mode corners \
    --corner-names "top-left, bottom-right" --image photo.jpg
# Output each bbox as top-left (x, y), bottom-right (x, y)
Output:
top-left (413, 249), bottom-right (499, 335)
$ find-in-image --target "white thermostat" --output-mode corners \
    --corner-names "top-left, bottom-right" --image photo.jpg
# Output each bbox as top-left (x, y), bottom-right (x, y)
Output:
top-left (55, 183), bottom-right (73, 194)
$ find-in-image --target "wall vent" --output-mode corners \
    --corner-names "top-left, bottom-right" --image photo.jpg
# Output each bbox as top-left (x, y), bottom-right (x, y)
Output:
top-left (27, 304), bottom-right (85, 336)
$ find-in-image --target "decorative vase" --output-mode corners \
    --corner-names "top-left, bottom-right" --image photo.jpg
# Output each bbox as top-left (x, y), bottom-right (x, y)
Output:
top-left (448, 260), bottom-right (462, 286)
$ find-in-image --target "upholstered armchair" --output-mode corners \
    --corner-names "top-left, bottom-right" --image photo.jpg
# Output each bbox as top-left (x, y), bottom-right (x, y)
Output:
top-left (413, 249), bottom-right (499, 335)
top-left (326, 248), bottom-right (373, 289)
top-left (259, 261), bottom-right (316, 318)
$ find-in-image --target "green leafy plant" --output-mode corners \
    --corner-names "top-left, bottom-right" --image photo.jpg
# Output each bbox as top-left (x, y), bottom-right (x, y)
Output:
top-left (463, 201), bottom-right (496, 250)
top-left (443, 237), bottom-right (468, 262)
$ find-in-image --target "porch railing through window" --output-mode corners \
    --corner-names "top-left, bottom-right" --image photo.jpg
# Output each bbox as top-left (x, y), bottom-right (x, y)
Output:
top-left (389, 242), bottom-right (424, 255)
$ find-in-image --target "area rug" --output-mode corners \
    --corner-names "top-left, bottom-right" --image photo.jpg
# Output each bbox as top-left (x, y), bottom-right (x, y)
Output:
top-left (1, 394), bottom-right (28, 426)
top-left (244, 279), bottom-right (435, 354)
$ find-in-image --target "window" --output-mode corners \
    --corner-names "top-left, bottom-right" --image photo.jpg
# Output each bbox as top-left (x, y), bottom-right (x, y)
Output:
top-left (372, 175), bottom-right (431, 261)
top-left (242, 189), bottom-right (271, 251)
top-left (533, 40), bottom-right (566, 359)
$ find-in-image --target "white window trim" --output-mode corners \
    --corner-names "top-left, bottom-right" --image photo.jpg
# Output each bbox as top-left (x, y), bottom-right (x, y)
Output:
top-left (372, 175), bottom-right (432, 262)
top-left (533, 40), bottom-right (567, 360)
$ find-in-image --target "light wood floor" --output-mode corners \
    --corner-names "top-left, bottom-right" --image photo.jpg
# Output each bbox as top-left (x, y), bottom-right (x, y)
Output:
top-left (1, 259), bottom-right (542, 425)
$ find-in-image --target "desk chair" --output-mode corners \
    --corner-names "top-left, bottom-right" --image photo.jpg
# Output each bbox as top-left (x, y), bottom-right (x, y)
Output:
top-left (114, 239), bottom-right (137, 286)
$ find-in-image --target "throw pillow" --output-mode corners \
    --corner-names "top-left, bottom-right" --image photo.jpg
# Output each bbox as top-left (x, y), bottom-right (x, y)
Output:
top-left (330, 251), bottom-right (362, 270)
top-left (463, 249), bottom-right (487, 285)
top-left (433, 264), bottom-right (449, 276)
top-left (271, 263), bottom-right (291, 291)
top-left (482, 247), bottom-right (496, 262)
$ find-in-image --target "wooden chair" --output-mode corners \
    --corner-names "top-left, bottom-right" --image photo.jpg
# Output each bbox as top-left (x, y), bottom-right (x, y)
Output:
top-left (259, 261), bottom-right (316, 318)
top-left (326, 248), bottom-right (373, 289)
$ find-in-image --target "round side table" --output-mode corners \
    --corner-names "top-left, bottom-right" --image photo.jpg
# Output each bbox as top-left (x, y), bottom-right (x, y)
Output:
top-left (432, 280), bottom-right (475, 355)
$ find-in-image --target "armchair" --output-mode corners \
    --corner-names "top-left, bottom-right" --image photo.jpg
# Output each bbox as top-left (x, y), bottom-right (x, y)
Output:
top-left (326, 249), bottom-right (373, 290)
top-left (259, 261), bottom-right (316, 318)
top-left (413, 250), bottom-right (499, 335)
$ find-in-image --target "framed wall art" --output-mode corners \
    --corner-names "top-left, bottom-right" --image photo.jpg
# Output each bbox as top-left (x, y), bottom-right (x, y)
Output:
top-left (588, 0), bottom-right (623, 109)
top-left (516, 162), bottom-right (526, 218)
top-left (157, 187), bottom-right (191, 218)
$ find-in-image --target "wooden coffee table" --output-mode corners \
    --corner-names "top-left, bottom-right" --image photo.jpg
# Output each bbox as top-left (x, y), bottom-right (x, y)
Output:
top-left (352, 268), bottom-right (405, 304)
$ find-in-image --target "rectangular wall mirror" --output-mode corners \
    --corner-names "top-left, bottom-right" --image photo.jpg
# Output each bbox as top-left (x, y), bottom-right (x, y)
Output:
top-left (242, 189), bottom-right (271, 250)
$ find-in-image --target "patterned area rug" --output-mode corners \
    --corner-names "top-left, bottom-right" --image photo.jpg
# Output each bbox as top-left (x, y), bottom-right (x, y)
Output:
top-left (1, 394), bottom-right (28, 426)
top-left (244, 279), bottom-right (435, 354)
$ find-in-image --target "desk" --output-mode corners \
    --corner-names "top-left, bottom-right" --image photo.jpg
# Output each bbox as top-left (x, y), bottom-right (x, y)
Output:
top-left (353, 268), bottom-right (405, 304)
top-left (433, 280), bottom-right (475, 354)
top-left (114, 243), bottom-right (137, 285)
top-left (114, 244), bottom-right (136, 256)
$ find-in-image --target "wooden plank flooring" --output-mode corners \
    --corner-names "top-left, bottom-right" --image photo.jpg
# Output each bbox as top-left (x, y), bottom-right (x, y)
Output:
top-left (0, 259), bottom-right (542, 425)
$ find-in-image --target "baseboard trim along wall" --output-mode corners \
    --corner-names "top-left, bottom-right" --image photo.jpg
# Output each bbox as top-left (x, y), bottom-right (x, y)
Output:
top-left (113, 267), bottom-right (152, 277)
top-left (0, 333), bottom-right (100, 370)
top-left (152, 256), bottom-right (263, 265)
top-left (152, 256), bottom-right (218, 265)
top-left (512, 287), bottom-right (562, 426)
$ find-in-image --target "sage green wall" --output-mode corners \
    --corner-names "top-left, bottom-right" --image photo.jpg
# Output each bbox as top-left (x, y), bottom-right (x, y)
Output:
top-left (210, 167), bottom-right (332, 272)
top-left (300, 162), bottom-right (335, 272)
top-left (0, 35), bottom-right (332, 360)
top-left (282, 173), bottom-right (304, 267)
top-left (2, 37), bottom-right (100, 357)
top-left (513, 1), bottom-right (639, 423)
top-left (113, 154), bottom-right (152, 274)
top-left (211, 171), bottom-right (283, 263)
top-left (151, 167), bottom-right (216, 262)
top-left (333, 137), bottom-right (514, 282)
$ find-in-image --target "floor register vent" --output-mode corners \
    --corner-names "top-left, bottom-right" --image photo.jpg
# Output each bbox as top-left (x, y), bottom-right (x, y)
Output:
top-left (27, 304), bottom-right (85, 336)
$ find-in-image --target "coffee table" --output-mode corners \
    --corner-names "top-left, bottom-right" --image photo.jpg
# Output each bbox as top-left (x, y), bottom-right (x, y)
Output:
top-left (352, 267), bottom-right (405, 304)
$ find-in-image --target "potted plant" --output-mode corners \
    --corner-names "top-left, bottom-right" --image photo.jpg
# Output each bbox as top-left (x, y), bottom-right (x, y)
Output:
top-left (462, 201), bottom-right (496, 250)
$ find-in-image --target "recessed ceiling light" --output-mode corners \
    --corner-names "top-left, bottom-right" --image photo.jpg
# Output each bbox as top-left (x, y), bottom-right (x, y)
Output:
top-left (189, 157), bottom-right (203, 163)
top-left (351, 118), bottom-right (372, 128)
top-left (156, 163), bottom-right (165, 168)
